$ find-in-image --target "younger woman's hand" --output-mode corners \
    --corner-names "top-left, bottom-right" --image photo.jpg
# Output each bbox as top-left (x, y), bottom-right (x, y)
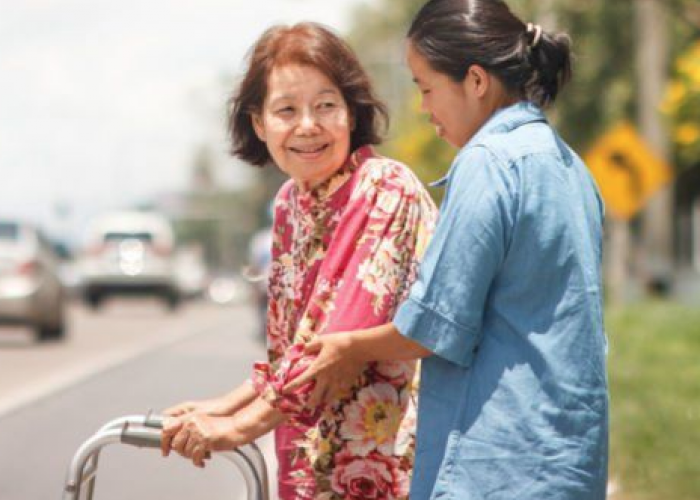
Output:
top-left (284, 333), bottom-right (364, 406)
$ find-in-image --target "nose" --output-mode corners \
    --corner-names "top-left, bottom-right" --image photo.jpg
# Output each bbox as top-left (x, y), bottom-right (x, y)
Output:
top-left (419, 95), bottom-right (429, 113)
top-left (295, 109), bottom-right (320, 135)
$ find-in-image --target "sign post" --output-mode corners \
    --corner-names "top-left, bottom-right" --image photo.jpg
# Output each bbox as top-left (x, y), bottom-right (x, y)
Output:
top-left (585, 122), bottom-right (673, 304)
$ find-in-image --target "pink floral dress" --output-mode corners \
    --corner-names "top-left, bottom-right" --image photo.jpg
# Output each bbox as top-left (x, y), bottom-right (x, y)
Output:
top-left (251, 146), bottom-right (437, 500)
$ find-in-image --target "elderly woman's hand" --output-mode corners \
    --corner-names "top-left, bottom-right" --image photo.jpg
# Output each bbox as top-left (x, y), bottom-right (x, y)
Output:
top-left (161, 414), bottom-right (246, 468)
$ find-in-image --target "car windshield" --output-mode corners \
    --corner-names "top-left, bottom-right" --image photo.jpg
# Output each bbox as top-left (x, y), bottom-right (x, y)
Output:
top-left (103, 232), bottom-right (153, 243)
top-left (0, 222), bottom-right (19, 241)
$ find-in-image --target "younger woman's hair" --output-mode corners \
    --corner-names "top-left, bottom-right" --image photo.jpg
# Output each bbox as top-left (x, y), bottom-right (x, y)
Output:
top-left (408, 0), bottom-right (572, 106)
top-left (229, 22), bottom-right (389, 166)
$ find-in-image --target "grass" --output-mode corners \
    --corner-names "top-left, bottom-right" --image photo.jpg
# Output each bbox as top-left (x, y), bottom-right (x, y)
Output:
top-left (607, 300), bottom-right (700, 500)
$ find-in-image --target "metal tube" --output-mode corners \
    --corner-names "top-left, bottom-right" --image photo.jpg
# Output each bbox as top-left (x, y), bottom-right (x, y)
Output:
top-left (238, 443), bottom-right (270, 500)
top-left (120, 426), bottom-right (162, 449)
top-left (62, 429), bottom-right (123, 500)
top-left (222, 449), bottom-right (265, 500)
top-left (63, 414), bottom-right (269, 500)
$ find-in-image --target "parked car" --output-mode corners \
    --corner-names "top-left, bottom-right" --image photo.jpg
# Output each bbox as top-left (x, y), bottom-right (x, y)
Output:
top-left (0, 220), bottom-right (67, 341)
top-left (174, 244), bottom-right (209, 300)
top-left (79, 211), bottom-right (181, 310)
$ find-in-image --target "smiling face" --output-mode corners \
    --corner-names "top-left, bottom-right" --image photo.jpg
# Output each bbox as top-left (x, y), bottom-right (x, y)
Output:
top-left (407, 42), bottom-right (496, 149)
top-left (252, 64), bottom-right (353, 189)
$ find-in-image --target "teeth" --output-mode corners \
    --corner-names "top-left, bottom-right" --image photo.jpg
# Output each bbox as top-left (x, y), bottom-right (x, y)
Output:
top-left (293, 145), bottom-right (326, 153)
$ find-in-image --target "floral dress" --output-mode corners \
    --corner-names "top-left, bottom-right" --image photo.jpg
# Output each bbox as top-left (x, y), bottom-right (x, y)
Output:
top-left (251, 146), bottom-right (437, 500)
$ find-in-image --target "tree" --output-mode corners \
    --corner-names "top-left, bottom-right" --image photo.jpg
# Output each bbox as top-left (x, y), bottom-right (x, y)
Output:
top-left (663, 40), bottom-right (700, 170)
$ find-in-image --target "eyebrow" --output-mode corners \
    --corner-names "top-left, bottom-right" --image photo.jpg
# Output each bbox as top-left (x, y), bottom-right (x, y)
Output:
top-left (269, 88), bottom-right (340, 104)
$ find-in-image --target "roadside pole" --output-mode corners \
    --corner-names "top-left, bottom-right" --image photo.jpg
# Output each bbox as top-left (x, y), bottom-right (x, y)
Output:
top-left (636, 0), bottom-right (674, 294)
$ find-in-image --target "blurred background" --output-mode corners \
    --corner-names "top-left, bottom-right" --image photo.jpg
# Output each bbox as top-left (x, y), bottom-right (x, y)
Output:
top-left (0, 0), bottom-right (698, 499)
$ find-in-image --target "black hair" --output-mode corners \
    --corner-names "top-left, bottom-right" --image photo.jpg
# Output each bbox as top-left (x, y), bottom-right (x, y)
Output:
top-left (408, 0), bottom-right (572, 107)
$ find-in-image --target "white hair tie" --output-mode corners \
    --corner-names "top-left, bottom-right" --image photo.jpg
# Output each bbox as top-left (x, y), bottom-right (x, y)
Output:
top-left (526, 23), bottom-right (543, 49)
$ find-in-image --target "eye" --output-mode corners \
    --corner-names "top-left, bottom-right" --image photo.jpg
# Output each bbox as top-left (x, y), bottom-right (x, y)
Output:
top-left (420, 88), bottom-right (431, 96)
top-left (317, 101), bottom-right (337, 111)
top-left (275, 106), bottom-right (295, 117)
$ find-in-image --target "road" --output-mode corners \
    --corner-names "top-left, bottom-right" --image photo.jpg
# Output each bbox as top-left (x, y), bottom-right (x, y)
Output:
top-left (0, 298), bottom-right (276, 500)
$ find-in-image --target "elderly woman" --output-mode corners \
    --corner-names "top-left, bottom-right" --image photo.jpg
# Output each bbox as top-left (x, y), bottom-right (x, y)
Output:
top-left (161, 23), bottom-right (436, 500)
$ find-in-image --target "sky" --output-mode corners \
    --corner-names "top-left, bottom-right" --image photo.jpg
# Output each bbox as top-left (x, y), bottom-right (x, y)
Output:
top-left (0, 0), bottom-right (376, 242)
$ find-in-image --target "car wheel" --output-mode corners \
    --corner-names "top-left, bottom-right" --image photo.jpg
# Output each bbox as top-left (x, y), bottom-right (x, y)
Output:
top-left (164, 291), bottom-right (181, 312)
top-left (36, 323), bottom-right (66, 342)
top-left (85, 291), bottom-right (103, 310)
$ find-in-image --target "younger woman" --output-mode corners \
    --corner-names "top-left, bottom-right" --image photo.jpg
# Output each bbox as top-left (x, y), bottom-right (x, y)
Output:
top-left (290, 1), bottom-right (609, 499)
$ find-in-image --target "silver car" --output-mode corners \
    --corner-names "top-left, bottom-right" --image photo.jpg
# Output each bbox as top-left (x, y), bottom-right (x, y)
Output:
top-left (0, 220), bottom-right (67, 341)
top-left (79, 211), bottom-right (181, 310)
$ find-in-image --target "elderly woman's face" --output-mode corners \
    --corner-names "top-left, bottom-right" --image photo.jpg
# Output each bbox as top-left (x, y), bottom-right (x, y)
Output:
top-left (253, 64), bottom-right (352, 188)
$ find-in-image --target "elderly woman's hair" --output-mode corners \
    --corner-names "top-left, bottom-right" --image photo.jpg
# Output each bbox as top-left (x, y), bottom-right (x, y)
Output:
top-left (229, 22), bottom-right (389, 167)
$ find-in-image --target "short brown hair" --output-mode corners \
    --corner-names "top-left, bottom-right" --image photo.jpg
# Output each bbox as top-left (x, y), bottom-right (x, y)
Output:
top-left (228, 22), bottom-right (389, 166)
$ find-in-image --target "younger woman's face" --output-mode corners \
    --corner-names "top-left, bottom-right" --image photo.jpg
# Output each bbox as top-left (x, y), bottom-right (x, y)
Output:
top-left (406, 42), bottom-right (490, 148)
top-left (253, 64), bottom-right (352, 189)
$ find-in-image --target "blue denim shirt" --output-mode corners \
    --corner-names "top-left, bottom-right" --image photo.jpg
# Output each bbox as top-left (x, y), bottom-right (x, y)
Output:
top-left (394, 102), bottom-right (608, 500)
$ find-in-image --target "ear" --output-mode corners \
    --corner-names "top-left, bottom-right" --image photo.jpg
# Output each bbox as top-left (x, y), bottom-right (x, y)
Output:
top-left (464, 64), bottom-right (491, 99)
top-left (252, 113), bottom-right (266, 142)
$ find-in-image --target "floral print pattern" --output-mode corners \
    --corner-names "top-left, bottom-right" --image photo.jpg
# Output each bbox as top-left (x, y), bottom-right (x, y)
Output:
top-left (251, 146), bottom-right (436, 500)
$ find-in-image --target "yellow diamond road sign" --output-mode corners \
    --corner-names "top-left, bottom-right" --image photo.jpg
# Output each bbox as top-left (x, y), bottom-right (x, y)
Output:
top-left (585, 122), bottom-right (673, 220)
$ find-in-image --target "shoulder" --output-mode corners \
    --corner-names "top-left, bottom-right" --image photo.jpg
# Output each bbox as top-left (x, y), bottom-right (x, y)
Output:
top-left (355, 154), bottom-right (427, 198)
top-left (274, 179), bottom-right (296, 203)
top-left (475, 122), bottom-right (563, 170)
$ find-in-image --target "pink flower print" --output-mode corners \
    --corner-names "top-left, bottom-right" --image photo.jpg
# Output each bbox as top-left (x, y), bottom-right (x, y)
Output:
top-left (374, 361), bottom-right (415, 385)
top-left (253, 344), bottom-right (321, 425)
top-left (340, 383), bottom-right (405, 456)
top-left (331, 449), bottom-right (409, 500)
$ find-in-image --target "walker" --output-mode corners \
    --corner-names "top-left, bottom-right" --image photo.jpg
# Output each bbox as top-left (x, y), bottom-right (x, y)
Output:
top-left (62, 412), bottom-right (269, 500)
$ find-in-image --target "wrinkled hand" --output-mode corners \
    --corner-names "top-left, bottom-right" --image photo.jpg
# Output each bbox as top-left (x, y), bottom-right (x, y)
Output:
top-left (161, 414), bottom-right (242, 468)
top-left (284, 333), bottom-right (365, 407)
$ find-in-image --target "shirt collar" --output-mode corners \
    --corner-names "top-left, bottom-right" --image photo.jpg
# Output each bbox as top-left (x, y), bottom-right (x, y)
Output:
top-left (430, 101), bottom-right (547, 188)
top-left (294, 145), bottom-right (373, 211)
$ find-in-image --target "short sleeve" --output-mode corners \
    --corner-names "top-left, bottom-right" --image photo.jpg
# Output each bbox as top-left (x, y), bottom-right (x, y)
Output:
top-left (393, 145), bottom-right (517, 367)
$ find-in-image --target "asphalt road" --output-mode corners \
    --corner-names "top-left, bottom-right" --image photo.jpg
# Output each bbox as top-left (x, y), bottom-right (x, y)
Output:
top-left (0, 298), bottom-right (276, 500)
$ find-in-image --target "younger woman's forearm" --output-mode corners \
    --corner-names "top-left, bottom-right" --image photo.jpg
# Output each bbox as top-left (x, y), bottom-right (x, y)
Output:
top-left (348, 322), bottom-right (432, 363)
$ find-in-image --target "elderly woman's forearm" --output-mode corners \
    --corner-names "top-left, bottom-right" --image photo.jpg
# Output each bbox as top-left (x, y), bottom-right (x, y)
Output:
top-left (349, 322), bottom-right (432, 362)
top-left (229, 397), bottom-right (288, 443)
top-left (220, 382), bottom-right (259, 414)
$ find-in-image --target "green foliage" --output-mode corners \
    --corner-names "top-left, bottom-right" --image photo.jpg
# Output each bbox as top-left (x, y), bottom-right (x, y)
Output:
top-left (607, 301), bottom-right (700, 500)
top-left (548, 0), bottom-right (637, 149)
top-left (347, 0), bottom-right (699, 171)
top-left (382, 93), bottom-right (455, 204)
top-left (662, 41), bottom-right (700, 170)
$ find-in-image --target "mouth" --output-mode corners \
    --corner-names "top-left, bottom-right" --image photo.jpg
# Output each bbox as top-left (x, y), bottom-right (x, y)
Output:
top-left (430, 117), bottom-right (444, 135)
top-left (289, 143), bottom-right (330, 157)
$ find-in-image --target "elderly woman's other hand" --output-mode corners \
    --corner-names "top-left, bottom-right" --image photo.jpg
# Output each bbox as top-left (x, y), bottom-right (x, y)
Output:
top-left (161, 414), bottom-right (244, 468)
top-left (160, 416), bottom-right (185, 458)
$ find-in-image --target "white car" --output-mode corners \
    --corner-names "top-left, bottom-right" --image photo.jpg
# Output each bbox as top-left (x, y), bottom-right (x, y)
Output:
top-left (0, 220), bottom-right (67, 341)
top-left (79, 211), bottom-right (181, 310)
